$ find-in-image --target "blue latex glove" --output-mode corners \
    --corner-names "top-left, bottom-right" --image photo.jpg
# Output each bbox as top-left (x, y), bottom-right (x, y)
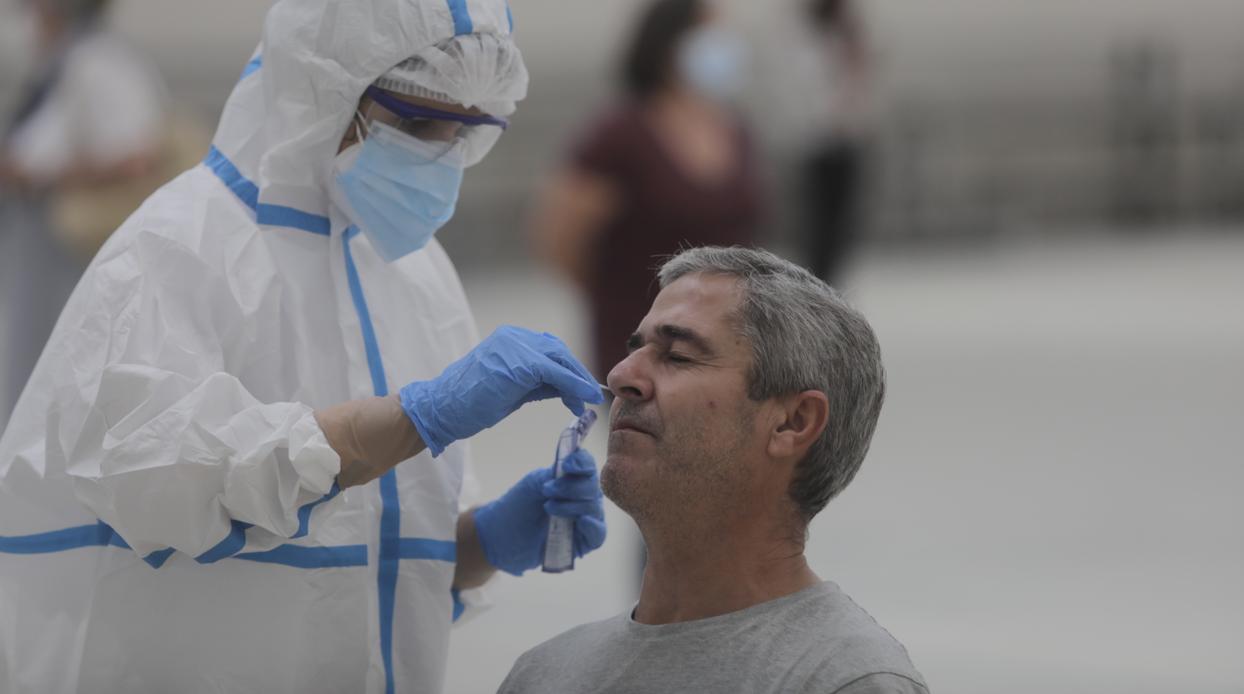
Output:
top-left (473, 449), bottom-right (607, 576)
top-left (400, 326), bottom-right (603, 456)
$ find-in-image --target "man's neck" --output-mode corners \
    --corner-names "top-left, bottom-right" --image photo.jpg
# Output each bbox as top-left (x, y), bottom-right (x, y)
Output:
top-left (632, 513), bottom-right (820, 625)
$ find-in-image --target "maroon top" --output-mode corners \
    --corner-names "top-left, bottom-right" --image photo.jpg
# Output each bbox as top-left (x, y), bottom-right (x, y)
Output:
top-left (571, 101), bottom-right (766, 379)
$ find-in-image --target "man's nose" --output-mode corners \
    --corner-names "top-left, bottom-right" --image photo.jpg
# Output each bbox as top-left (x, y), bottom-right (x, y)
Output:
top-left (606, 351), bottom-right (652, 402)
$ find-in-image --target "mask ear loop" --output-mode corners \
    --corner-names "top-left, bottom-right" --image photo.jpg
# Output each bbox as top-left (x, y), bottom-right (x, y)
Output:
top-left (352, 110), bottom-right (370, 142)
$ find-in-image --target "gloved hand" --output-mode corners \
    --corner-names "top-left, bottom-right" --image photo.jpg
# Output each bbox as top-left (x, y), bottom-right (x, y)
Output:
top-left (399, 326), bottom-right (603, 457)
top-left (473, 449), bottom-right (607, 576)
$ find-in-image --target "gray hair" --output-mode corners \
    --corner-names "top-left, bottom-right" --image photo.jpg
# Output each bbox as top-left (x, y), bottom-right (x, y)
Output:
top-left (657, 246), bottom-right (886, 523)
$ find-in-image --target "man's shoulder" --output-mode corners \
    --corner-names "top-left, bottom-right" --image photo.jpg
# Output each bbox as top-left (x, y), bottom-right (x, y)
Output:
top-left (822, 672), bottom-right (931, 694)
top-left (516, 612), bottom-right (626, 663)
top-left (501, 586), bottom-right (929, 694)
top-left (781, 582), bottom-right (927, 692)
top-left (500, 613), bottom-right (628, 693)
top-left (99, 166), bottom-right (242, 261)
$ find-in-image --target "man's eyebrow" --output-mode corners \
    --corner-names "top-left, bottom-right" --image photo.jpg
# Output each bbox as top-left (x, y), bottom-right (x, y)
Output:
top-left (626, 325), bottom-right (716, 355)
top-left (657, 324), bottom-right (716, 354)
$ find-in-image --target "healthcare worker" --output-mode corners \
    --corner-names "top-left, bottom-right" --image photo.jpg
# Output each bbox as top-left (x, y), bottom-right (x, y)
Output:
top-left (0, 0), bottom-right (607, 693)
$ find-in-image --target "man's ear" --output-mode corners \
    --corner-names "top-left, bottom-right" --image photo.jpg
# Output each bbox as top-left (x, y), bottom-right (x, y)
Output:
top-left (766, 390), bottom-right (829, 462)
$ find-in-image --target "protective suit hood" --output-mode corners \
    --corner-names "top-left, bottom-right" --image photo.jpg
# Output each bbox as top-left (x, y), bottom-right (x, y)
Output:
top-left (211, 0), bottom-right (526, 235)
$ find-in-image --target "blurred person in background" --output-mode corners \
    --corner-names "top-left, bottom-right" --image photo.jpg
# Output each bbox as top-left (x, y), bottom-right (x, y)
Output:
top-left (766, 0), bottom-right (873, 285)
top-left (530, 0), bottom-right (767, 382)
top-left (0, 0), bottom-right (166, 430)
top-left (500, 246), bottom-right (927, 694)
top-left (0, 0), bottom-right (609, 691)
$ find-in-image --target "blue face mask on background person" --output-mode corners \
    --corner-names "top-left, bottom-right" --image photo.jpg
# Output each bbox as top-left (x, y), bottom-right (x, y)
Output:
top-left (677, 26), bottom-right (748, 101)
top-left (332, 120), bottom-right (466, 262)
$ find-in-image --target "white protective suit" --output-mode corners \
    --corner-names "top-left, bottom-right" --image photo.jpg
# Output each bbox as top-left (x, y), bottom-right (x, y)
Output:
top-left (0, 0), bottom-right (525, 692)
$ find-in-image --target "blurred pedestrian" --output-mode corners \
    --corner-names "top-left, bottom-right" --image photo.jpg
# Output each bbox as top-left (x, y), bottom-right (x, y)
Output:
top-left (530, 0), bottom-right (766, 381)
top-left (0, 0), bottom-right (166, 428)
top-left (766, 0), bottom-right (873, 285)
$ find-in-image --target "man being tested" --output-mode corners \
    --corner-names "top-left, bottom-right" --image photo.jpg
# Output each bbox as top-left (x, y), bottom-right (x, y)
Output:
top-left (501, 246), bottom-right (928, 693)
top-left (0, 0), bottom-right (608, 692)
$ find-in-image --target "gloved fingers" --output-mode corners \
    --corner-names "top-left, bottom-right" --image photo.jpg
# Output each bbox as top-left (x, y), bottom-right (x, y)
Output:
top-left (521, 383), bottom-right (559, 406)
top-left (532, 331), bottom-right (601, 401)
top-left (495, 327), bottom-right (601, 411)
top-left (573, 514), bottom-right (607, 555)
top-left (495, 325), bottom-right (559, 355)
top-left (543, 345), bottom-right (604, 405)
top-left (558, 449), bottom-right (597, 476)
top-left (559, 395), bottom-right (588, 416)
top-left (524, 383), bottom-right (588, 417)
top-left (543, 474), bottom-right (602, 501)
top-left (539, 330), bottom-right (566, 344)
top-left (528, 356), bottom-right (602, 413)
top-left (493, 324), bottom-right (535, 343)
top-left (517, 465), bottom-right (555, 494)
top-left (544, 498), bottom-right (603, 519)
top-left (537, 330), bottom-right (574, 356)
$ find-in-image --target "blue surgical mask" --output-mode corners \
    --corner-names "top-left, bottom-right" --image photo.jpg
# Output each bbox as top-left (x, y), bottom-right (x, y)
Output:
top-left (332, 121), bottom-right (465, 262)
top-left (677, 26), bottom-right (748, 101)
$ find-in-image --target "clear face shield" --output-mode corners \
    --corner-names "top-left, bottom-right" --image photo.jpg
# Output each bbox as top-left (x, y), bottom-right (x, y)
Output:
top-left (355, 86), bottom-right (508, 164)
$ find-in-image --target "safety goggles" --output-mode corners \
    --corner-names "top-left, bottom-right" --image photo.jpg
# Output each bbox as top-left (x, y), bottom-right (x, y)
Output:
top-left (358, 86), bottom-right (509, 162)
top-left (365, 86), bottom-right (507, 133)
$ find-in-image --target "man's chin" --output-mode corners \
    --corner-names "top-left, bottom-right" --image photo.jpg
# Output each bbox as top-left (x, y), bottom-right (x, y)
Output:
top-left (607, 428), bottom-right (654, 455)
top-left (600, 454), bottom-right (647, 513)
top-left (603, 445), bottom-right (650, 472)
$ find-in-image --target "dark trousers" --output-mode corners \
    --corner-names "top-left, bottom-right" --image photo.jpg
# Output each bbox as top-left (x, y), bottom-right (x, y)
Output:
top-left (801, 141), bottom-right (863, 286)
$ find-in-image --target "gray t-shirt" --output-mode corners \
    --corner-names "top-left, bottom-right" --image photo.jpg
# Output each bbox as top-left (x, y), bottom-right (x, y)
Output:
top-left (499, 581), bottom-right (928, 694)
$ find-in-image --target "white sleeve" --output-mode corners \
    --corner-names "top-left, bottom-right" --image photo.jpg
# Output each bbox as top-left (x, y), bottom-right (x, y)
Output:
top-left (49, 230), bottom-right (340, 563)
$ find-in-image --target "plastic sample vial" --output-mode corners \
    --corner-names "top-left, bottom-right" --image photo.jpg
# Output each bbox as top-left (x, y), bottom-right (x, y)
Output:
top-left (542, 409), bottom-right (598, 573)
